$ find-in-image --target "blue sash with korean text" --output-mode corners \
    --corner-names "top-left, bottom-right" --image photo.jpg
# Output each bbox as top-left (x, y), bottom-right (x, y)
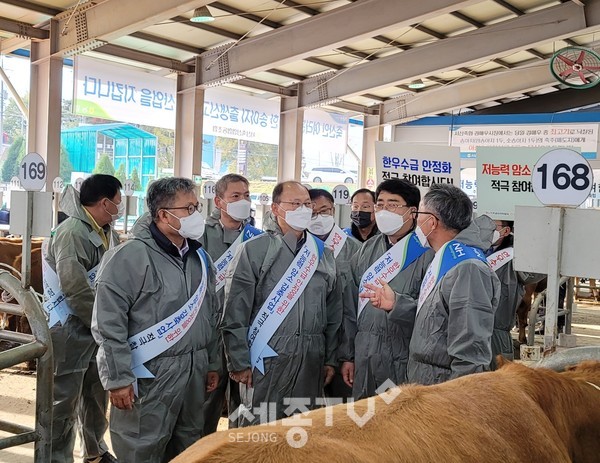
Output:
top-left (247, 235), bottom-right (324, 374)
top-left (417, 240), bottom-right (488, 313)
top-left (357, 232), bottom-right (428, 320)
top-left (41, 240), bottom-right (99, 328)
top-left (128, 248), bottom-right (209, 393)
top-left (214, 224), bottom-right (262, 292)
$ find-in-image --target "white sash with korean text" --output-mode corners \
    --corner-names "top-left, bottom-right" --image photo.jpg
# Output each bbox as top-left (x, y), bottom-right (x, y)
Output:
top-left (325, 224), bottom-right (348, 259)
top-left (487, 247), bottom-right (513, 273)
top-left (128, 248), bottom-right (209, 392)
top-left (41, 240), bottom-right (99, 328)
top-left (357, 232), bottom-right (428, 320)
top-left (214, 224), bottom-right (263, 292)
top-left (247, 235), bottom-right (324, 374)
top-left (417, 240), bottom-right (488, 314)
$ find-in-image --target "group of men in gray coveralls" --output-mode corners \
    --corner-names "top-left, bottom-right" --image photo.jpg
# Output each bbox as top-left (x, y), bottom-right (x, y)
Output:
top-left (44, 172), bottom-right (541, 463)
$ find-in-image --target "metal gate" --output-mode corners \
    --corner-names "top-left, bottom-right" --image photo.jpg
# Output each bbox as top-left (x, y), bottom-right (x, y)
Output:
top-left (0, 270), bottom-right (53, 462)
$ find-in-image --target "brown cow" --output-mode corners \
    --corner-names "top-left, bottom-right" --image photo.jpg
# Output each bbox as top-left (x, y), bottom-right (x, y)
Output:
top-left (0, 237), bottom-right (45, 369)
top-left (516, 279), bottom-right (547, 344)
top-left (172, 361), bottom-right (600, 463)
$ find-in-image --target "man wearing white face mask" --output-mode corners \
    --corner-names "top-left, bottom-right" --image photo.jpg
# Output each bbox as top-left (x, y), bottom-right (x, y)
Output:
top-left (44, 174), bottom-right (122, 463)
top-left (221, 181), bottom-right (340, 427)
top-left (199, 174), bottom-right (262, 434)
top-left (478, 217), bottom-right (545, 369)
top-left (338, 179), bottom-right (433, 400)
top-left (365, 184), bottom-right (500, 386)
top-left (92, 178), bottom-right (220, 462)
top-left (308, 188), bottom-right (360, 400)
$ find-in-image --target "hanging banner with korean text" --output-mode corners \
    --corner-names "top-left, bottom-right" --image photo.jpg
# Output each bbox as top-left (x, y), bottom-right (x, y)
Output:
top-left (476, 147), bottom-right (549, 220)
top-left (302, 109), bottom-right (349, 169)
top-left (203, 88), bottom-right (280, 144)
top-left (74, 56), bottom-right (176, 129)
top-left (375, 143), bottom-right (460, 194)
top-left (450, 124), bottom-right (598, 159)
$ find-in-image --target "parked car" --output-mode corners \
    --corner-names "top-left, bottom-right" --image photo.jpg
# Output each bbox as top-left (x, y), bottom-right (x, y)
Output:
top-left (201, 162), bottom-right (219, 181)
top-left (307, 166), bottom-right (357, 184)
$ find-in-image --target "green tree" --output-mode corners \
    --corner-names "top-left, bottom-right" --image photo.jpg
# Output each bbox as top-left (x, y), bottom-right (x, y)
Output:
top-left (3, 95), bottom-right (28, 141)
top-left (215, 136), bottom-right (239, 173)
top-left (61, 98), bottom-right (84, 129)
top-left (93, 153), bottom-right (115, 175)
top-left (59, 144), bottom-right (74, 183)
top-left (246, 141), bottom-right (278, 181)
top-left (130, 167), bottom-right (141, 191)
top-left (1, 136), bottom-right (26, 182)
top-left (115, 163), bottom-right (126, 184)
top-left (138, 124), bottom-right (175, 173)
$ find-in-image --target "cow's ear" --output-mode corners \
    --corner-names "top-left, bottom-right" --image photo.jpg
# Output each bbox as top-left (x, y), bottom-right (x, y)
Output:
top-left (496, 355), bottom-right (512, 369)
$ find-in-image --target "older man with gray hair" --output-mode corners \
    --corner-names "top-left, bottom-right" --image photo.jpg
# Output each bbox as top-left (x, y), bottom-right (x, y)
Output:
top-left (366, 183), bottom-right (499, 385)
top-left (92, 177), bottom-right (220, 462)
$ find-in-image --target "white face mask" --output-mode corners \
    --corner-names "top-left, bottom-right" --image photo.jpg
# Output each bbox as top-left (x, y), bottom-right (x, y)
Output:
top-left (491, 230), bottom-right (501, 245)
top-left (106, 198), bottom-right (125, 221)
top-left (225, 199), bottom-right (252, 221)
top-left (166, 210), bottom-right (206, 241)
top-left (415, 225), bottom-right (431, 248)
top-left (283, 205), bottom-right (313, 231)
top-left (375, 210), bottom-right (405, 236)
top-left (308, 214), bottom-right (335, 236)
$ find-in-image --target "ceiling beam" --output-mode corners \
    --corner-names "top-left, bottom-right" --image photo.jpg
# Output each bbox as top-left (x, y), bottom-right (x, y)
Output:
top-left (0, 16), bottom-right (48, 40)
top-left (377, 64), bottom-right (557, 126)
top-left (95, 43), bottom-right (194, 73)
top-left (234, 78), bottom-right (297, 97)
top-left (55, 0), bottom-right (212, 56)
top-left (330, 100), bottom-right (378, 115)
top-left (298, 0), bottom-right (594, 107)
top-left (195, 0), bottom-right (483, 85)
top-left (210, 2), bottom-right (281, 29)
top-left (0, 36), bottom-right (31, 54)
top-left (0, 0), bottom-right (60, 16)
top-left (129, 31), bottom-right (204, 55)
top-left (471, 85), bottom-right (600, 114)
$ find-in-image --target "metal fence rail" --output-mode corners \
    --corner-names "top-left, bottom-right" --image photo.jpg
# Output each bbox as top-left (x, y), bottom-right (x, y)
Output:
top-left (0, 270), bottom-right (53, 462)
top-left (527, 276), bottom-right (572, 347)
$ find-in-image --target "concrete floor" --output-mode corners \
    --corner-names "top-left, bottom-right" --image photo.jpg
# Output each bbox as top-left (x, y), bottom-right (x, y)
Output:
top-left (1, 302), bottom-right (599, 463)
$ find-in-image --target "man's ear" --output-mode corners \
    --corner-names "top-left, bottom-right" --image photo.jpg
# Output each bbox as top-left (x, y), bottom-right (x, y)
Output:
top-left (156, 209), bottom-right (168, 224)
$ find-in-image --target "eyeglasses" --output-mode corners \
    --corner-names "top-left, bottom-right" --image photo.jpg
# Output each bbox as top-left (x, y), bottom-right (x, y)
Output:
top-left (416, 211), bottom-right (439, 220)
top-left (312, 208), bottom-right (334, 218)
top-left (164, 202), bottom-right (203, 216)
top-left (278, 201), bottom-right (314, 209)
top-left (374, 203), bottom-right (409, 212)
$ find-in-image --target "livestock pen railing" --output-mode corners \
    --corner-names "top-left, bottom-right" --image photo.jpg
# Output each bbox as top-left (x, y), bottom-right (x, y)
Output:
top-left (528, 276), bottom-right (572, 347)
top-left (0, 270), bottom-right (53, 462)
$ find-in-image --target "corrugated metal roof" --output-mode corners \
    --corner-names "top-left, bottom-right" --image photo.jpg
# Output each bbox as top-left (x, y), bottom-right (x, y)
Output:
top-left (2, 0), bottom-right (600, 121)
top-left (62, 123), bottom-right (156, 139)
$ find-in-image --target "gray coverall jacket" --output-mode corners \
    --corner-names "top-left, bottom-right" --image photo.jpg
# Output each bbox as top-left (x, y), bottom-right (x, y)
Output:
top-left (198, 208), bottom-right (252, 434)
top-left (339, 233), bottom-right (433, 399)
top-left (492, 258), bottom-right (542, 367)
top-left (45, 185), bottom-right (117, 463)
top-left (407, 220), bottom-right (501, 385)
top-left (221, 212), bottom-right (340, 427)
top-left (92, 213), bottom-right (219, 463)
top-left (475, 215), bottom-right (544, 368)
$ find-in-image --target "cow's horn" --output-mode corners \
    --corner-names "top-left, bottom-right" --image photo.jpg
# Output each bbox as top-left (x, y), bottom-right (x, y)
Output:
top-left (534, 346), bottom-right (600, 371)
